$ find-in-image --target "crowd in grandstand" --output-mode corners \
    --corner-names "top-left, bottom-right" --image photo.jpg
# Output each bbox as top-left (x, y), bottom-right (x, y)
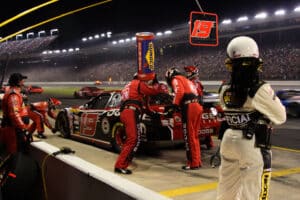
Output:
top-left (0, 27), bottom-right (299, 82)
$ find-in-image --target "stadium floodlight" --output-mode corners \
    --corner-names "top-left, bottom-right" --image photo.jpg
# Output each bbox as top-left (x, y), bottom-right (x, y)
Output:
top-left (275, 9), bottom-right (286, 16)
top-left (26, 32), bottom-right (34, 39)
top-left (75, 47), bottom-right (80, 51)
top-left (88, 36), bottom-right (93, 40)
top-left (68, 48), bottom-right (74, 52)
top-left (156, 32), bottom-right (163, 36)
top-left (54, 50), bottom-right (60, 54)
top-left (131, 37), bottom-right (136, 41)
top-left (42, 51), bottom-right (47, 54)
top-left (16, 34), bottom-right (23, 40)
top-left (125, 38), bottom-right (131, 42)
top-left (94, 34), bottom-right (100, 39)
top-left (62, 49), bottom-right (67, 53)
top-left (164, 30), bottom-right (172, 35)
top-left (38, 30), bottom-right (46, 37)
top-left (294, 6), bottom-right (300, 12)
top-left (254, 12), bottom-right (268, 19)
top-left (48, 50), bottom-right (53, 54)
top-left (101, 33), bottom-right (105, 37)
top-left (82, 37), bottom-right (87, 42)
top-left (237, 16), bottom-right (248, 22)
top-left (112, 41), bottom-right (117, 45)
top-left (222, 19), bottom-right (232, 24)
top-left (118, 39), bottom-right (125, 43)
top-left (50, 28), bottom-right (59, 36)
top-left (107, 31), bottom-right (112, 36)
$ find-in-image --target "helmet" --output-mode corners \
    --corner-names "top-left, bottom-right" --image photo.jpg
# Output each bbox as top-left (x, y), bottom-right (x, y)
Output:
top-left (184, 66), bottom-right (199, 79)
top-left (8, 73), bottom-right (27, 86)
top-left (165, 67), bottom-right (181, 86)
top-left (48, 97), bottom-right (61, 106)
top-left (226, 36), bottom-right (259, 59)
top-left (225, 36), bottom-right (263, 72)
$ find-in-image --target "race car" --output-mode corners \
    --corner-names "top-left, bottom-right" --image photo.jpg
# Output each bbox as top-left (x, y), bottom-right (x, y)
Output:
top-left (55, 90), bottom-right (222, 152)
top-left (276, 89), bottom-right (300, 118)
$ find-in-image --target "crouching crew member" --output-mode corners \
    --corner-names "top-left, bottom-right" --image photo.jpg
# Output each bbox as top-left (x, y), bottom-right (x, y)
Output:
top-left (216, 36), bottom-right (286, 200)
top-left (114, 74), bottom-right (161, 174)
top-left (27, 97), bottom-right (61, 138)
top-left (165, 67), bottom-right (203, 170)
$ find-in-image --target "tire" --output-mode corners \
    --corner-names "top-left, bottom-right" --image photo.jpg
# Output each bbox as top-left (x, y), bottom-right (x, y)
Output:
top-left (111, 122), bottom-right (125, 153)
top-left (56, 112), bottom-right (71, 138)
top-left (100, 117), bottom-right (111, 135)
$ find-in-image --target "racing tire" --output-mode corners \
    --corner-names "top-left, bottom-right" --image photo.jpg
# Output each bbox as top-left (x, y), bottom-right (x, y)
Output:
top-left (111, 122), bottom-right (126, 153)
top-left (100, 117), bottom-right (111, 135)
top-left (56, 112), bottom-right (71, 138)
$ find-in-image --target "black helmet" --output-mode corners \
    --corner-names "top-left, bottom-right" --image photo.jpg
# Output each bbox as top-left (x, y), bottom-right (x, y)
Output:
top-left (8, 73), bottom-right (27, 86)
top-left (165, 67), bottom-right (181, 86)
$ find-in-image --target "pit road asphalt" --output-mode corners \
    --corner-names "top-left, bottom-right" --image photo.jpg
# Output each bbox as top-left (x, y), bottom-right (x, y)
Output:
top-left (28, 90), bottom-right (300, 200)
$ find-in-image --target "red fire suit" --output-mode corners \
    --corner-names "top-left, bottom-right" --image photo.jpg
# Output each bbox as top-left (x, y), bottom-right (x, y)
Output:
top-left (190, 77), bottom-right (214, 149)
top-left (27, 101), bottom-right (57, 135)
top-left (114, 79), bottom-right (161, 170)
top-left (171, 75), bottom-right (203, 168)
top-left (1, 87), bottom-right (29, 154)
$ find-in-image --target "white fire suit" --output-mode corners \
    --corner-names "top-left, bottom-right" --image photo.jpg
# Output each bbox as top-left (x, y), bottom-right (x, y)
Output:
top-left (216, 83), bottom-right (286, 200)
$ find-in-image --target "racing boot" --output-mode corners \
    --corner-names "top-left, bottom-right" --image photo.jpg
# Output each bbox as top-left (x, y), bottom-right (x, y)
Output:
top-left (37, 132), bottom-right (47, 139)
top-left (114, 168), bottom-right (132, 175)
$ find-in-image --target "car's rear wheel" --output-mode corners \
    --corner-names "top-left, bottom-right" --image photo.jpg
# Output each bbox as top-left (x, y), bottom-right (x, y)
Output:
top-left (56, 111), bottom-right (71, 138)
top-left (111, 122), bottom-right (126, 153)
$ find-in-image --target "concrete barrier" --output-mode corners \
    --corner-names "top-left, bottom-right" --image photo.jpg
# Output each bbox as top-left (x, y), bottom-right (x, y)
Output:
top-left (29, 141), bottom-right (172, 200)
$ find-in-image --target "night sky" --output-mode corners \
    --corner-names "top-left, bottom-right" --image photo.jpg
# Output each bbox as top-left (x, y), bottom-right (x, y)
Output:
top-left (1, 0), bottom-right (299, 43)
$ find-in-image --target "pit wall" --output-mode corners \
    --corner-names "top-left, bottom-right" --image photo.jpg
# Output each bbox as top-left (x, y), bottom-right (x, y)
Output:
top-left (29, 142), bottom-right (172, 200)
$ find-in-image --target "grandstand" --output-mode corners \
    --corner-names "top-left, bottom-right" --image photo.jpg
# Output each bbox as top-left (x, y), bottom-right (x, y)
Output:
top-left (0, 7), bottom-right (299, 82)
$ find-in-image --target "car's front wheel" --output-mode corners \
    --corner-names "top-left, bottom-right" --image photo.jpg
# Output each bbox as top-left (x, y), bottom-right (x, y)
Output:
top-left (56, 111), bottom-right (71, 138)
top-left (111, 122), bottom-right (126, 153)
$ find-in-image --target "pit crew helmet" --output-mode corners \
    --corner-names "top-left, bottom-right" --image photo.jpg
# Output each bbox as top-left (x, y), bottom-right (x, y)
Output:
top-left (184, 66), bottom-right (199, 79)
top-left (225, 36), bottom-right (263, 72)
top-left (8, 73), bottom-right (27, 86)
top-left (225, 36), bottom-right (263, 88)
top-left (165, 67), bottom-right (181, 86)
top-left (48, 97), bottom-right (62, 107)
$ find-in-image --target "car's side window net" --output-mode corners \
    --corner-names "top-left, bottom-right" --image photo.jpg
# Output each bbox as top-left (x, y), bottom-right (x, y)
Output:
top-left (89, 94), bottom-right (111, 109)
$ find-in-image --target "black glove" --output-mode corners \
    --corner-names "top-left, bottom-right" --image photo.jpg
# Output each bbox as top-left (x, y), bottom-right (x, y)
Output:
top-left (165, 104), bottom-right (180, 114)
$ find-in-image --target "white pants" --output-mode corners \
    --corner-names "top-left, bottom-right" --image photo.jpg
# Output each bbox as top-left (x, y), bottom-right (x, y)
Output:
top-left (217, 129), bottom-right (264, 200)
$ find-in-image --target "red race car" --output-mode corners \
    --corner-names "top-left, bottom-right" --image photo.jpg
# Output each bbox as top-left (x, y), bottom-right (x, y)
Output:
top-left (73, 86), bottom-right (104, 98)
top-left (56, 89), bottom-right (222, 152)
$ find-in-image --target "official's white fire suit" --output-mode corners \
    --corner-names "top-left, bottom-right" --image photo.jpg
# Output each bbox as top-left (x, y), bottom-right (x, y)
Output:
top-left (216, 83), bottom-right (286, 200)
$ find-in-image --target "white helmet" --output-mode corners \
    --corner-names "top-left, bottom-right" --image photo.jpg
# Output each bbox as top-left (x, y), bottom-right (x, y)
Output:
top-left (226, 36), bottom-right (259, 59)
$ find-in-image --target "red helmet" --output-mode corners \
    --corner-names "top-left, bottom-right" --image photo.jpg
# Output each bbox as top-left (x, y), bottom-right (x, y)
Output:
top-left (184, 66), bottom-right (199, 79)
top-left (48, 97), bottom-right (61, 106)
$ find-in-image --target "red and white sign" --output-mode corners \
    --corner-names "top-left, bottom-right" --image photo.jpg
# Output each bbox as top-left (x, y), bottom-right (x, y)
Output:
top-left (189, 11), bottom-right (218, 46)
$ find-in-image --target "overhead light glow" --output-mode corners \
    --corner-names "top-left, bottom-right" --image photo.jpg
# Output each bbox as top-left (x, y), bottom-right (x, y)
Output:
top-left (164, 30), bottom-right (172, 35)
top-left (156, 32), bottom-right (163, 36)
top-left (222, 19), bottom-right (232, 24)
top-left (254, 12), bottom-right (268, 19)
top-left (275, 9), bottom-right (286, 16)
top-left (237, 16), bottom-right (248, 22)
